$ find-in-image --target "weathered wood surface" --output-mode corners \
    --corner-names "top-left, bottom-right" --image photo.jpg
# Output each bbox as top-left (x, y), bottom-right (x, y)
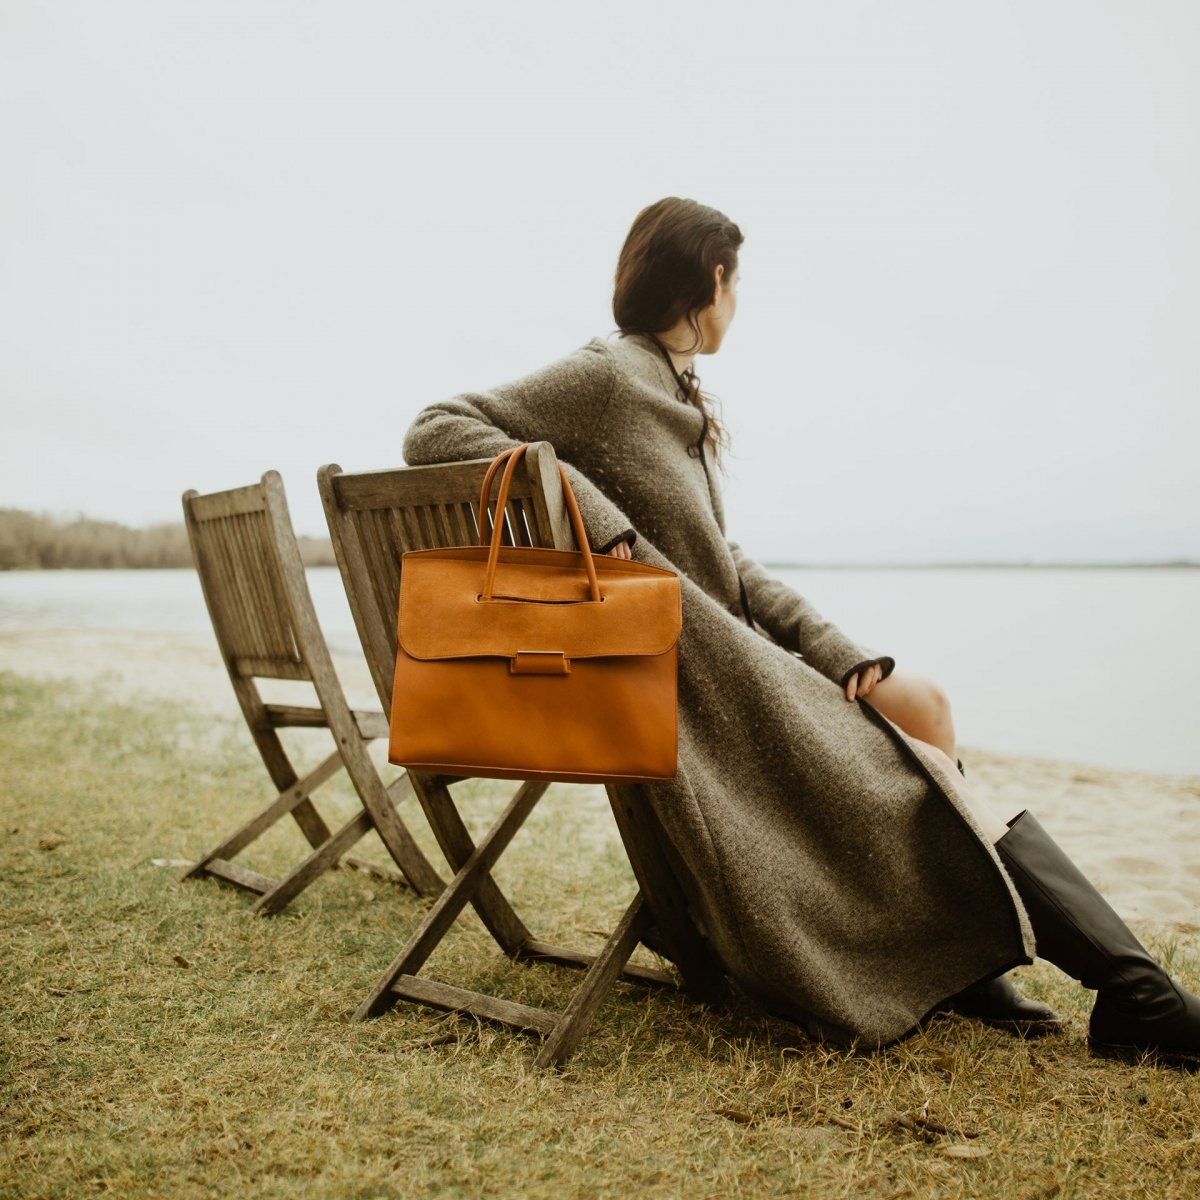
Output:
top-left (181, 471), bottom-right (443, 915)
top-left (203, 858), bottom-right (276, 895)
top-left (531, 893), bottom-right (651, 1070)
top-left (251, 808), bottom-right (374, 916)
top-left (389, 976), bottom-right (558, 1036)
top-left (353, 779), bottom-right (546, 1020)
top-left (517, 939), bottom-right (675, 989)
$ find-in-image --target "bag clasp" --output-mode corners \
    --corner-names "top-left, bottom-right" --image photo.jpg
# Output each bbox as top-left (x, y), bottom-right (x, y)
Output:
top-left (510, 651), bottom-right (570, 676)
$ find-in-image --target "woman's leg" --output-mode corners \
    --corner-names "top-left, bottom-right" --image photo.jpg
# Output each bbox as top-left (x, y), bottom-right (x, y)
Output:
top-left (869, 671), bottom-right (1026, 836)
top-left (903, 736), bottom-right (1010, 843)
top-left (865, 671), bottom-right (957, 762)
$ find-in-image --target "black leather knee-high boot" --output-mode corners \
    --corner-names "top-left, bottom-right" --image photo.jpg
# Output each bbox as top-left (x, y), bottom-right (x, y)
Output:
top-left (996, 811), bottom-right (1200, 1068)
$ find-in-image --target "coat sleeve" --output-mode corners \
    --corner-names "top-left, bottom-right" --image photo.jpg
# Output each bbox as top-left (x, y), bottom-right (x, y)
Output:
top-left (403, 345), bottom-right (638, 553)
top-left (728, 542), bottom-right (896, 688)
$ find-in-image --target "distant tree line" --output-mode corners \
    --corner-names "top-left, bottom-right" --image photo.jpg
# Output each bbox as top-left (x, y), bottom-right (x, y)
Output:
top-left (0, 509), bottom-right (336, 570)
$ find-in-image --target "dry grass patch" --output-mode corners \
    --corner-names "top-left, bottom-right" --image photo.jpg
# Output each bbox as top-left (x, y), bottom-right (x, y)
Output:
top-left (1, 673), bottom-right (1198, 1199)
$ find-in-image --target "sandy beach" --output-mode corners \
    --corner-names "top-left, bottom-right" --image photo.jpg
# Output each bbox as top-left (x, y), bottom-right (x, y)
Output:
top-left (3, 626), bottom-right (1198, 936)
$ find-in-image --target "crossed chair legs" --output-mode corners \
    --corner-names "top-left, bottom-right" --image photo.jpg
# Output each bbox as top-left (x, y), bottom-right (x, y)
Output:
top-left (353, 774), bottom-right (726, 1071)
top-left (187, 727), bottom-right (724, 1068)
top-left (184, 713), bottom-right (443, 915)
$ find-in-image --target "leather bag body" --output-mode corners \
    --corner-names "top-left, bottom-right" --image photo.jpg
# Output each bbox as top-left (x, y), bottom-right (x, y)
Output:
top-left (388, 445), bottom-right (681, 782)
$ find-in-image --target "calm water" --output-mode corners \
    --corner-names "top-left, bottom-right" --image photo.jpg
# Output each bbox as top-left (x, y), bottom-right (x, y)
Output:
top-left (1, 566), bottom-right (1197, 776)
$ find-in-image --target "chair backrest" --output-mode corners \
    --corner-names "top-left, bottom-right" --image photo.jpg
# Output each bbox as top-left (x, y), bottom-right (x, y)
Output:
top-left (317, 441), bottom-right (574, 709)
top-left (183, 471), bottom-right (332, 692)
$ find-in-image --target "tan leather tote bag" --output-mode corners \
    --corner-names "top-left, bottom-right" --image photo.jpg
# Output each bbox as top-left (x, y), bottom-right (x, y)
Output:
top-left (388, 444), bottom-right (681, 783)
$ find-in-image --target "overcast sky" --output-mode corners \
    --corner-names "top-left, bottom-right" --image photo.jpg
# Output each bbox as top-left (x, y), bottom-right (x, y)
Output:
top-left (2, 1), bottom-right (1197, 563)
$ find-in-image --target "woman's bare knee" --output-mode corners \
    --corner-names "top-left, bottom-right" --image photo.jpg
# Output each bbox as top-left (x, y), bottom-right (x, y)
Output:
top-left (922, 680), bottom-right (956, 752)
top-left (867, 671), bottom-right (957, 759)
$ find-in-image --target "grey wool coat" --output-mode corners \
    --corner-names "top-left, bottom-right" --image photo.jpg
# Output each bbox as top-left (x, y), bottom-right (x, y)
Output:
top-left (404, 332), bottom-right (1035, 1046)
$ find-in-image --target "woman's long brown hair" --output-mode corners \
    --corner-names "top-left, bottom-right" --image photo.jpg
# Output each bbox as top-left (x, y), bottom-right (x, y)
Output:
top-left (612, 197), bottom-right (743, 461)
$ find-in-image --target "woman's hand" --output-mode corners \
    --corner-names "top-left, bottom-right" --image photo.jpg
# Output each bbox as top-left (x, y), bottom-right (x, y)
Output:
top-left (845, 662), bottom-right (884, 702)
top-left (606, 541), bottom-right (633, 560)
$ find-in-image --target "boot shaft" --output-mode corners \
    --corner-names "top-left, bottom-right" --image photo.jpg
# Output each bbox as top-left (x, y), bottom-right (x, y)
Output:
top-left (995, 811), bottom-right (1160, 997)
top-left (996, 811), bottom-right (1200, 1066)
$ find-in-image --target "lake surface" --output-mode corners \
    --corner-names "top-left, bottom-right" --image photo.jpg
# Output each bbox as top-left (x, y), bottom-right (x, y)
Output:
top-left (1, 566), bottom-right (1197, 776)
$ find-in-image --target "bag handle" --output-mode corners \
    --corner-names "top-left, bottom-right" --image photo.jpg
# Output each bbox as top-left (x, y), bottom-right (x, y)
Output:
top-left (477, 444), bottom-right (601, 603)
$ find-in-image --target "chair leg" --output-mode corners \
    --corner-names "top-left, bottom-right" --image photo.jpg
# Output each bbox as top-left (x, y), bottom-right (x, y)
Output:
top-left (355, 781), bottom-right (546, 1019)
top-left (530, 891), bottom-right (652, 1071)
top-left (408, 775), bottom-right (544, 955)
top-left (606, 785), bottom-right (728, 1004)
top-left (250, 808), bottom-right (374, 916)
top-left (183, 750), bottom-right (345, 883)
top-left (248, 727), bottom-right (339, 851)
top-left (405, 776), bottom-right (679, 983)
top-left (346, 754), bottom-right (445, 898)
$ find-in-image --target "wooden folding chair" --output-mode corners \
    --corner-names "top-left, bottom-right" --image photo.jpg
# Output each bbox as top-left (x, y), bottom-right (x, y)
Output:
top-left (318, 442), bottom-right (726, 1069)
top-left (181, 471), bottom-right (443, 915)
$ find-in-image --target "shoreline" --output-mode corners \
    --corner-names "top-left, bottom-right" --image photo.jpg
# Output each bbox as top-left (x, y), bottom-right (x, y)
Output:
top-left (2, 627), bottom-right (1198, 935)
top-left (5, 560), bottom-right (1200, 574)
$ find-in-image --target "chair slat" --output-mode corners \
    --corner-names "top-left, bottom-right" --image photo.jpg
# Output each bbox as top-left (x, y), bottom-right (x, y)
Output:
top-left (507, 498), bottom-right (533, 547)
top-left (362, 508), bottom-right (403, 657)
top-left (450, 503), bottom-right (471, 547)
top-left (415, 504), bottom-right (438, 550)
top-left (433, 504), bottom-right (454, 546)
top-left (233, 657), bottom-right (311, 681)
top-left (437, 503), bottom-right (467, 546)
top-left (382, 508), bottom-right (407, 561)
top-left (397, 505), bottom-right (424, 554)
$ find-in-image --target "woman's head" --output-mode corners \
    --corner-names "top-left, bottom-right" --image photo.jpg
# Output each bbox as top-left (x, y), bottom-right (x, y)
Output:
top-left (612, 197), bottom-right (743, 355)
top-left (613, 197), bottom-right (742, 461)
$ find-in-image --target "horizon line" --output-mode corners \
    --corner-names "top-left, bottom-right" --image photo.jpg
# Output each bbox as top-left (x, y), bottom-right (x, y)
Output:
top-left (762, 560), bottom-right (1200, 570)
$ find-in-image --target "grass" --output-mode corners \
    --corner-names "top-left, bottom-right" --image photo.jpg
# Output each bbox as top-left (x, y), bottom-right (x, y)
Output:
top-left (1, 672), bottom-right (1197, 1199)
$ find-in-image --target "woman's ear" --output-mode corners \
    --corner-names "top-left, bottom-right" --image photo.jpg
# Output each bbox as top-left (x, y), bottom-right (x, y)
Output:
top-left (710, 263), bottom-right (726, 306)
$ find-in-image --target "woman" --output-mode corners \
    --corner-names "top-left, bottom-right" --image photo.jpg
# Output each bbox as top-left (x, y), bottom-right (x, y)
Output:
top-left (404, 197), bottom-right (1199, 1066)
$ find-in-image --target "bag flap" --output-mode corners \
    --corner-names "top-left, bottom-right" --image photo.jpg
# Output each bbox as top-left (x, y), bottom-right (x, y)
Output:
top-left (398, 546), bottom-right (681, 661)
